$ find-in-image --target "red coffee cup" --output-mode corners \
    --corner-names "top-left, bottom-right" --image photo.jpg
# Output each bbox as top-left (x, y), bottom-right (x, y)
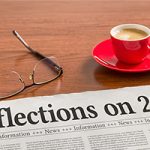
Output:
top-left (110, 24), bottom-right (150, 64)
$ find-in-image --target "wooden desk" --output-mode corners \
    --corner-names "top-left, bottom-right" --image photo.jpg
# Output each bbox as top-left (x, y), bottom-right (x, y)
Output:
top-left (0, 0), bottom-right (150, 100)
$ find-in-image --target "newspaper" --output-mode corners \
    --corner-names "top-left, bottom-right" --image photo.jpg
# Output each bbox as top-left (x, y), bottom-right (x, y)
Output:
top-left (1, 86), bottom-right (150, 150)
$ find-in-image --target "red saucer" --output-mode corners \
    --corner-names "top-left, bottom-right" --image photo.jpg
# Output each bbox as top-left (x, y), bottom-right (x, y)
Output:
top-left (92, 39), bottom-right (150, 72)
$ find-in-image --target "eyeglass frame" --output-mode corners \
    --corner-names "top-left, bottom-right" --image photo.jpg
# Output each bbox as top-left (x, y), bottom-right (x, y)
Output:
top-left (0, 30), bottom-right (63, 100)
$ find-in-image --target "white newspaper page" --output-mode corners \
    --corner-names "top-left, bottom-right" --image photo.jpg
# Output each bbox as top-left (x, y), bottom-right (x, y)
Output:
top-left (1, 86), bottom-right (150, 150)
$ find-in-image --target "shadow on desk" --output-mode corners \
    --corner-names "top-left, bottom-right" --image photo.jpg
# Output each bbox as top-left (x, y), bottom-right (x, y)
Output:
top-left (93, 60), bottom-right (150, 89)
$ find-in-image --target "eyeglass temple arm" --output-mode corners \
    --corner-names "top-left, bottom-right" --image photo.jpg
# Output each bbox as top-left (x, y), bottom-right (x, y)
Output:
top-left (12, 30), bottom-right (62, 72)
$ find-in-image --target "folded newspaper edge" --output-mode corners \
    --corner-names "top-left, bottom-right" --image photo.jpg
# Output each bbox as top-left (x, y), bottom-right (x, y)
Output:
top-left (1, 85), bottom-right (150, 150)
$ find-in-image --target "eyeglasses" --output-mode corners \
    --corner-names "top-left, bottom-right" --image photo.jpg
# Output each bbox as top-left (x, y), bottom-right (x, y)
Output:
top-left (0, 31), bottom-right (63, 100)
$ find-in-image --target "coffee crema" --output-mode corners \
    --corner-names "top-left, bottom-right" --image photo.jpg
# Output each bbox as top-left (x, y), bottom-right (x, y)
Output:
top-left (114, 28), bottom-right (148, 40)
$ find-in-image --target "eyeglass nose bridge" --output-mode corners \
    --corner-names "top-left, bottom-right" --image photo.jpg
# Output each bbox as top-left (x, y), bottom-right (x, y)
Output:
top-left (23, 72), bottom-right (36, 89)
top-left (29, 73), bottom-right (34, 81)
top-left (13, 71), bottom-right (34, 88)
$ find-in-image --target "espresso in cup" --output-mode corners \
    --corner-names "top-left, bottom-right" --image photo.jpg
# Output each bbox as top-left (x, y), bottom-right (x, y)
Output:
top-left (110, 24), bottom-right (150, 64)
top-left (114, 28), bottom-right (148, 40)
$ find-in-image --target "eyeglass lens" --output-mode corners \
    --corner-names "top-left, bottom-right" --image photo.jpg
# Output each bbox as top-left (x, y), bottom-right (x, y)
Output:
top-left (0, 57), bottom-right (61, 99)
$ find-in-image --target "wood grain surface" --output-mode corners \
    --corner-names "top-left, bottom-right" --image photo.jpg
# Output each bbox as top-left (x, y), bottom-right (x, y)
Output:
top-left (0, 0), bottom-right (150, 100)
